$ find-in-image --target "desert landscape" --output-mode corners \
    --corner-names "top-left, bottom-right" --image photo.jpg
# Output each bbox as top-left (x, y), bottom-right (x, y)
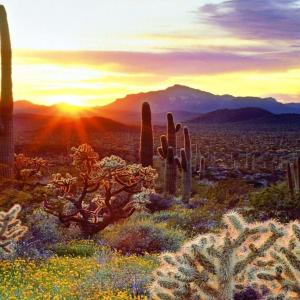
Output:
top-left (0, 1), bottom-right (300, 300)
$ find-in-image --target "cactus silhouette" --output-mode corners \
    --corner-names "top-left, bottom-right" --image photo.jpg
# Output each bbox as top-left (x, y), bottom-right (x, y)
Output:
top-left (151, 211), bottom-right (283, 300)
top-left (158, 135), bottom-right (180, 195)
top-left (140, 102), bottom-right (153, 167)
top-left (0, 5), bottom-right (13, 178)
top-left (287, 158), bottom-right (300, 196)
top-left (157, 112), bottom-right (181, 195)
top-left (167, 112), bottom-right (181, 151)
top-left (179, 126), bottom-right (192, 203)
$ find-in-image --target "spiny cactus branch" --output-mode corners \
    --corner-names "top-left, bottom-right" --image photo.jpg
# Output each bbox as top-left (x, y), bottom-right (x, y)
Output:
top-left (0, 204), bottom-right (27, 253)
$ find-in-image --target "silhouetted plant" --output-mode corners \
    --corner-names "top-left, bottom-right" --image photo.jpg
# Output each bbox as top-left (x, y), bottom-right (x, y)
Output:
top-left (157, 113), bottom-right (181, 195)
top-left (140, 102), bottom-right (153, 167)
top-left (179, 126), bottom-right (192, 203)
top-left (0, 5), bottom-right (13, 178)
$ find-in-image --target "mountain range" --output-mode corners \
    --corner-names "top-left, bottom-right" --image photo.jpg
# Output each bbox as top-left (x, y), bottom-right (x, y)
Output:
top-left (188, 107), bottom-right (300, 125)
top-left (14, 84), bottom-right (300, 124)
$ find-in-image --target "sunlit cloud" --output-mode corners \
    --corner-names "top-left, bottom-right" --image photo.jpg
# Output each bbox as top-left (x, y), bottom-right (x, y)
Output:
top-left (0, 0), bottom-right (299, 106)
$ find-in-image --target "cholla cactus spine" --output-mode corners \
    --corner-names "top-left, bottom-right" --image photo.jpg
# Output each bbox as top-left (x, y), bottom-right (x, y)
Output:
top-left (256, 221), bottom-right (300, 299)
top-left (140, 102), bottom-right (153, 167)
top-left (151, 212), bottom-right (284, 300)
top-left (0, 5), bottom-right (13, 178)
top-left (0, 204), bottom-right (27, 252)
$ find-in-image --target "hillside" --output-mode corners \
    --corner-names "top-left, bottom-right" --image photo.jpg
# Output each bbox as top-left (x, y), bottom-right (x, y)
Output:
top-left (188, 107), bottom-right (300, 125)
top-left (14, 114), bottom-right (137, 154)
top-left (14, 85), bottom-right (300, 124)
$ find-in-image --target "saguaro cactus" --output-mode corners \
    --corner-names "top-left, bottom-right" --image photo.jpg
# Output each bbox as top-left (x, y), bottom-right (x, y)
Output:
top-left (287, 158), bottom-right (300, 196)
top-left (0, 5), bottom-right (13, 178)
top-left (167, 112), bottom-right (181, 151)
top-left (180, 126), bottom-right (192, 203)
top-left (158, 135), bottom-right (180, 195)
top-left (157, 112), bottom-right (181, 195)
top-left (140, 102), bottom-right (153, 167)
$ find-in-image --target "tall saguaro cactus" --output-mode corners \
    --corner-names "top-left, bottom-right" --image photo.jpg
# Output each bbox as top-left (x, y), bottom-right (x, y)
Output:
top-left (158, 135), bottom-right (180, 195)
top-left (180, 126), bottom-right (192, 203)
top-left (167, 112), bottom-right (181, 152)
top-left (0, 5), bottom-right (13, 178)
top-left (157, 112), bottom-right (181, 195)
top-left (140, 102), bottom-right (153, 167)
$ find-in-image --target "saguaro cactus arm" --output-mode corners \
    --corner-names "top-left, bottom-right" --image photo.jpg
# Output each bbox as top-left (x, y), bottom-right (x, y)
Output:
top-left (167, 112), bottom-right (181, 150)
top-left (157, 135), bottom-right (168, 159)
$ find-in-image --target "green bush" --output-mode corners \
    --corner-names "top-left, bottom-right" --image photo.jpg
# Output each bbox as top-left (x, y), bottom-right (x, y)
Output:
top-left (249, 183), bottom-right (300, 222)
top-left (49, 240), bottom-right (99, 257)
top-left (100, 218), bottom-right (186, 254)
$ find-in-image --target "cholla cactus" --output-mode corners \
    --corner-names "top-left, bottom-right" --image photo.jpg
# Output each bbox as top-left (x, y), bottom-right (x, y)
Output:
top-left (0, 204), bottom-right (27, 253)
top-left (44, 144), bottom-right (157, 236)
top-left (256, 220), bottom-right (300, 299)
top-left (14, 153), bottom-right (48, 181)
top-left (151, 212), bottom-right (283, 300)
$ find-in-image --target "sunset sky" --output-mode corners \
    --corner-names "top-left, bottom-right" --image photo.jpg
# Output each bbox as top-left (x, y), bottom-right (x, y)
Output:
top-left (2, 0), bottom-right (300, 106)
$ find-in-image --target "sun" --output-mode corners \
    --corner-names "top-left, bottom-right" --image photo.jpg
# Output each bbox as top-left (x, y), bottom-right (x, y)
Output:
top-left (57, 103), bottom-right (84, 116)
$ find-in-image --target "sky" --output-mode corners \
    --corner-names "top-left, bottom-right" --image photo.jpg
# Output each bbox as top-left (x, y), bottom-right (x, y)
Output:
top-left (2, 0), bottom-right (300, 106)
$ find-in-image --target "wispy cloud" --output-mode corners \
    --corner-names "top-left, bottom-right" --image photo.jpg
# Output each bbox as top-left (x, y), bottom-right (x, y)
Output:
top-left (16, 49), bottom-right (300, 76)
top-left (199, 0), bottom-right (300, 40)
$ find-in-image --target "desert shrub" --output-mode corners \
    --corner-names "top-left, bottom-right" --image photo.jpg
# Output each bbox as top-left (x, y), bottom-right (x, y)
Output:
top-left (16, 209), bottom-right (81, 259)
top-left (146, 193), bottom-right (173, 212)
top-left (234, 287), bottom-right (261, 300)
top-left (249, 183), bottom-right (300, 222)
top-left (49, 240), bottom-right (99, 257)
top-left (101, 218), bottom-right (186, 255)
top-left (0, 185), bottom-right (49, 217)
top-left (81, 253), bottom-right (159, 297)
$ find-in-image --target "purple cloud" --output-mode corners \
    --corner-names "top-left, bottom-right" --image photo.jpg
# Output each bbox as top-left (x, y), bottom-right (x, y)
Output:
top-left (18, 49), bottom-right (300, 75)
top-left (199, 0), bottom-right (300, 40)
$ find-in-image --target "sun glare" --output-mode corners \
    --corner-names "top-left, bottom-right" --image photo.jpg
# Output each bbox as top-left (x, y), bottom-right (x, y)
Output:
top-left (56, 103), bottom-right (84, 116)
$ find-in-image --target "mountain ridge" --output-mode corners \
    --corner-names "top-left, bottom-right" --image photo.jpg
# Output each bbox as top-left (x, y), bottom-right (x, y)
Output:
top-left (13, 85), bottom-right (300, 124)
top-left (188, 107), bottom-right (300, 125)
